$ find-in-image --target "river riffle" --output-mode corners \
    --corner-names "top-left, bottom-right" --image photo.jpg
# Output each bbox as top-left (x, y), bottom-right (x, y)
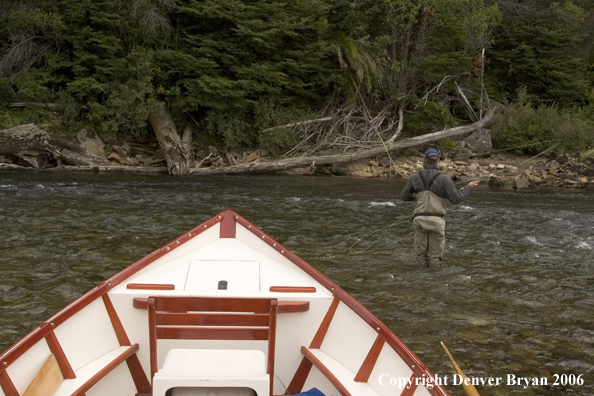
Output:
top-left (1, 171), bottom-right (593, 396)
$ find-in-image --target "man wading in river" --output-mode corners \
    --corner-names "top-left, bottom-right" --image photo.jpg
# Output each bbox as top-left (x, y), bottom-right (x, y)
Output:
top-left (400, 148), bottom-right (479, 266)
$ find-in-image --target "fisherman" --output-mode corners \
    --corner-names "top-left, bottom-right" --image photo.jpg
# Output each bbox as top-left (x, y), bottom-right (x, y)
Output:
top-left (400, 148), bottom-right (479, 266)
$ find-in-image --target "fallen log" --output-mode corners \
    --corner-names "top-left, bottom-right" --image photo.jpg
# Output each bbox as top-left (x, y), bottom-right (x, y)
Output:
top-left (189, 107), bottom-right (497, 175)
top-left (0, 124), bottom-right (60, 168)
top-left (148, 107), bottom-right (192, 175)
top-left (0, 124), bottom-right (110, 168)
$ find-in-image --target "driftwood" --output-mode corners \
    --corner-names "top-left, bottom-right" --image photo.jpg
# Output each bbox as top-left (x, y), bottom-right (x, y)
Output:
top-left (189, 107), bottom-right (496, 175)
top-left (0, 124), bottom-right (60, 168)
top-left (0, 124), bottom-right (109, 168)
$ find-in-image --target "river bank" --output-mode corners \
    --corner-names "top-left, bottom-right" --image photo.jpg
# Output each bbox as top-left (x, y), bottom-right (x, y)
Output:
top-left (1, 134), bottom-right (594, 190)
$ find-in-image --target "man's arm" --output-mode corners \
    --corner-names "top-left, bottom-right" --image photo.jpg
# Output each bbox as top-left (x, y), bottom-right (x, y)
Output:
top-left (400, 177), bottom-right (416, 201)
top-left (443, 177), bottom-right (479, 204)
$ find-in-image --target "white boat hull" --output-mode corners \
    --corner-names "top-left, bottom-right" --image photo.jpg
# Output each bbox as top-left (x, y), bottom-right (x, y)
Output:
top-left (0, 209), bottom-right (449, 396)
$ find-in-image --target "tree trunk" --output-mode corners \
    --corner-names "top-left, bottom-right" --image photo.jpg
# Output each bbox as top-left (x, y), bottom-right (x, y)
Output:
top-left (148, 108), bottom-right (191, 175)
top-left (189, 107), bottom-right (497, 175)
top-left (0, 124), bottom-right (110, 168)
top-left (0, 124), bottom-right (60, 168)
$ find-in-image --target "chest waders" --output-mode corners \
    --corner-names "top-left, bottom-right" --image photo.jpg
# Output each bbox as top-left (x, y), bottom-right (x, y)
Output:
top-left (412, 171), bottom-right (447, 219)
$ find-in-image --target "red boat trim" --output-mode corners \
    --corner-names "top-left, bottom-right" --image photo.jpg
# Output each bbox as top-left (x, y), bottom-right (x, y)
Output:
top-left (233, 212), bottom-right (449, 396)
top-left (70, 344), bottom-right (140, 396)
top-left (309, 296), bottom-right (339, 349)
top-left (102, 294), bottom-right (131, 346)
top-left (102, 294), bottom-right (151, 394)
top-left (125, 353), bottom-right (152, 396)
top-left (286, 357), bottom-right (313, 394)
top-left (400, 373), bottom-right (419, 396)
top-left (45, 331), bottom-right (76, 379)
top-left (277, 301), bottom-right (309, 313)
top-left (0, 214), bottom-right (223, 368)
top-left (300, 346), bottom-right (353, 396)
top-left (354, 335), bottom-right (385, 382)
top-left (126, 284), bottom-right (175, 290)
top-left (269, 286), bottom-right (316, 293)
top-left (0, 370), bottom-right (18, 396)
top-left (1, 209), bottom-right (449, 396)
top-left (132, 298), bottom-right (309, 314)
top-left (220, 212), bottom-right (236, 238)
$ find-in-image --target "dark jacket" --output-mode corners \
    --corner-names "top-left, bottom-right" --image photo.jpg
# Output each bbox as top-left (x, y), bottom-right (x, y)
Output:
top-left (400, 164), bottom-right (473, 205)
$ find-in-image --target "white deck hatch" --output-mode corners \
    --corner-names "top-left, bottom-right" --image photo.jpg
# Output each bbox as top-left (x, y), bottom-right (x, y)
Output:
top-left (184, 260), bottom-right (260, 291)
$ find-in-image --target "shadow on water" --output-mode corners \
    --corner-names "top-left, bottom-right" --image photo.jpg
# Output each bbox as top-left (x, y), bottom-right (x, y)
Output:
top-left (1, 171), bottom-right (594, 395)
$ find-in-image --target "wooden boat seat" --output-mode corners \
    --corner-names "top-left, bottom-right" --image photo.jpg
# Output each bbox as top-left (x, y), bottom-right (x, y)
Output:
top-left (148, 296), bottom-right (278, 396)
top-left (299, 346), bottom-right (381, 396)
top-left (53, 344), bottom-right (140, 396)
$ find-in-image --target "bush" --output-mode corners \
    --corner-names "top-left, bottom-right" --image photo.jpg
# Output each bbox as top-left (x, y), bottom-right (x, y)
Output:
top-left (491, 89), bottom-right (594, 154)
top-left (438, 137), bottom-right (457, 153)
top-left (405, 99), bottom-right (461, 135)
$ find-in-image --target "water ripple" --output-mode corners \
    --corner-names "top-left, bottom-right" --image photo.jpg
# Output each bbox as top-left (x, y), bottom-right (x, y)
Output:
top-left (1, 172), bottom-right (593, 396)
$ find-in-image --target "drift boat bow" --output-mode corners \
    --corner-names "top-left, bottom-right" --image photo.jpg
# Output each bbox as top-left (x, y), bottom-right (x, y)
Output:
top-left (0, 209), bottom-right (449, 396)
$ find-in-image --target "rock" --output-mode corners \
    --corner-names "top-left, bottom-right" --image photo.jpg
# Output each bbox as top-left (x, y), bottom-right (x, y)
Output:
top-left (246, 149), bottom-right (269, 163)
top-left (513, 175), bottom-right (531, 189)
top-left (556, 154), bottom-right (569, 164)
top-left (112, 145), bottom-right (130, 158)
top-left (454, 161), bottom-right (468, 166)
top-left (496, 164), bottom-right (506, 169)
top-left (344, 161), bottom-right (371, 175)
top-left (379, 158), bottom-right (391, 167)
top-left (368, 160), bottom-right (379, 167)
top-left (445, 169), bottom-right (458, 180)
top-left (452, 144), bottom-right (474, 161)
top-left (76, 129), bottom-right (105, 157)
top-left (464, 128), bottom-right (492, 155)
top-left (331, 164), bottom-right (349, 176)
top-left (488, 176), bottom-right (503, 187)
top-left (505, 166), bottom-right (519, 174)
top-left (246, 151), bottom-right (260, 163)
top-left (107, 152), bottom-right (122, 162)
top-left (468, 162), bottom-right (479, 171)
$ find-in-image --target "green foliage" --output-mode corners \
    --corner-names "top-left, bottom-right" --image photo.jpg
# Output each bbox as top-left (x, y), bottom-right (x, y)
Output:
top-left (438, 137), bottom-right (457, 152)
top-left (0, 0), bottom-right (592, 157)
top-left (258, 127), bottom-right (297, 156)
top-left (152, 0), bottom-right (338, 147)
top-left (405, 99), bottom-right (461, 134)
top-left (489, 1), bottom-right (590, 106)
top-left (491, 89), bottom-right (594, 154)
top-left (0, 106), bottom-right (48, 130)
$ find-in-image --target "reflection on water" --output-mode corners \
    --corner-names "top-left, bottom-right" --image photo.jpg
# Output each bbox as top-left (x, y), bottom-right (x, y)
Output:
top-left (1, 171), bottom-right (594, 396)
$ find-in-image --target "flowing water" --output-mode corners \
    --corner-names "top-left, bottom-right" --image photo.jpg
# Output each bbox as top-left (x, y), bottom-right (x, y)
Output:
top-left (1, 171), bottom-right (593, 396)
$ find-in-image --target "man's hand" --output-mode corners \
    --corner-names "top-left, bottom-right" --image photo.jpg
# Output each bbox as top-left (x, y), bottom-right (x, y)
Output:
top-left (469, 181), bottom-right (480, 188)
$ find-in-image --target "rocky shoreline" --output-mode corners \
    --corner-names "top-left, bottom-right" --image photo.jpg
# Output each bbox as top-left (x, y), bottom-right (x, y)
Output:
top-left (2, 147), bottom-right (594, 191)
top-left (1, 129), bottom-right (593, 190)
top-left (325, 153), bottom-right (594, 190)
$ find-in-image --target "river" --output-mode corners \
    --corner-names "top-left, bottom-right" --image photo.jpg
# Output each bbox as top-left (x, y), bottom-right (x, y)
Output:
top-left (1, 171), bottom-right (593, 396)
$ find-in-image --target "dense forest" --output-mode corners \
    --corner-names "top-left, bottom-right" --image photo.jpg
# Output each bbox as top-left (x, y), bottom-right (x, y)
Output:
top-left (1, 0), bottom-right (593, 173)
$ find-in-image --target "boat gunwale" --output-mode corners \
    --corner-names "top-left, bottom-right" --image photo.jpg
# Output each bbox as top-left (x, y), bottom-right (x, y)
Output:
top-left (0, 209), bottom-right (450, 396)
